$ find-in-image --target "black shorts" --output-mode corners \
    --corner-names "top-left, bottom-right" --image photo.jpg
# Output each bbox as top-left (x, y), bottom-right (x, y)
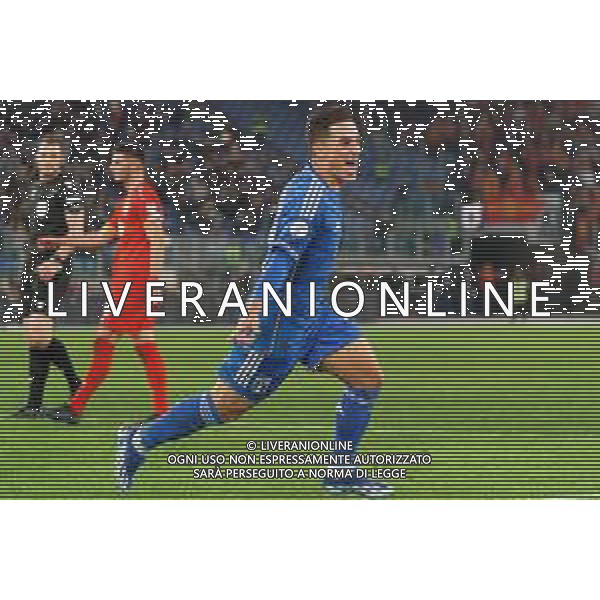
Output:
top-left (470, 236), bottom-right (534, 273)
top-left (21, 253), bottom-right (70, 318)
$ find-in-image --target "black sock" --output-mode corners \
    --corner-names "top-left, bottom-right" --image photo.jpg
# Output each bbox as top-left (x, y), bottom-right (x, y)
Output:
top-left (27, 346), bottom-right (52, 409)
top-left (48, 338), bottom-right (81, 395)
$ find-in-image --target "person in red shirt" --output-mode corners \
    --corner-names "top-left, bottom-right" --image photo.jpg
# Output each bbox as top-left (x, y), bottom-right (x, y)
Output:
top-left (40, 145), bottom-right (169, 424)
top-left (481, 152), bottom-right (542, 225)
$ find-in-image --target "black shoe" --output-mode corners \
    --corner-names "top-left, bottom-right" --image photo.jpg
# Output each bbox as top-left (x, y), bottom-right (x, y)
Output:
top-left (47, 404), bottom-right (80, 425)
top-left (11, 405), bottom-right (46, 420)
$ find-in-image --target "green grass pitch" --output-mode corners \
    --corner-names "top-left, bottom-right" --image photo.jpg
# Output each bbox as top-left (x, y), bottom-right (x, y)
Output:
top-left (1, 324), bottom-right (599, 499)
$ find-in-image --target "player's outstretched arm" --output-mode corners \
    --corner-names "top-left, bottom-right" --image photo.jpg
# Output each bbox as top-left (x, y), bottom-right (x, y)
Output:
top-left (232, 189), bottom-right (320, 345)
top-left (232, 246), bottom-right (296, 345)
top-left (36, 202), bottom-right (96, 281)
top-left (52, 210), bottom-right (86, 262)
top-left (38, 221), bottom-right (117, 252)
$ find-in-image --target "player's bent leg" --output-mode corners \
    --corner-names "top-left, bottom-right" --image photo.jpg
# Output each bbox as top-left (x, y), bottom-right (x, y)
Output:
top-left (46, 337), bottom-right (81, 396)
top-left (137, 381), bottom-right (249, 451)
top-left (130, 329), bottom-right (169, 417)
top-left (115, 382), bottom-right (251, 492)
top-left (72, 327), bottom-right (119, 415)
top-left (318, 339), bottom-right (389, 499)
top-left (319, 341), bottom-right (384, 451)
top-left (319, 338), bottom-right (384, 390)
top-left (115, 342), bottom-right (294, 492)
top-left (211, 380), bottom-right (254, 421)
top-left (24, 271), bottom-right (81, 400)
top-left (50, 324), bottom-right (121, 424)
top-left (14, 313), bottom-right (55, 419)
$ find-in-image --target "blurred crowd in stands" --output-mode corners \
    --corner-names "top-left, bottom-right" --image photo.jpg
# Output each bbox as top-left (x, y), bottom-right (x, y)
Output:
top-left (2, 100), bottom-right (600, 320)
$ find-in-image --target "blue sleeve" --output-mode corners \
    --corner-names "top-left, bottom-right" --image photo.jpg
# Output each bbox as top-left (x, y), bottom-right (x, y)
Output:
top-left (251, 248), bottom-right (296, 298)
top-left (251, 195), bottom-right (321, 298)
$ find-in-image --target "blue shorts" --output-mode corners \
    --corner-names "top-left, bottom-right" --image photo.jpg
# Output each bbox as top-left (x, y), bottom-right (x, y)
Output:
top-left (217, 311), bottom-right (361, 403)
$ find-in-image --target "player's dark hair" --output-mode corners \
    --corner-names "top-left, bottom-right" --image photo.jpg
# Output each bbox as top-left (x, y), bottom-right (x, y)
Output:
top-left (308, 102), bottom-right (361, 146)
top-left (111, 144), bottom-right (146, 164)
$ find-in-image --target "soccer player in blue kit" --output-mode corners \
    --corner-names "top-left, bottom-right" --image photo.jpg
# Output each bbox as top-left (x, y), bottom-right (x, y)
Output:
top-left (116, 103), bottom-right (389, 497)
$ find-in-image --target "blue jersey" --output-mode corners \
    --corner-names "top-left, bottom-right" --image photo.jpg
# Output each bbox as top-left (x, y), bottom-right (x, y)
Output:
top-left (255, 165), bottom-right (343, 322)
top-left (220, 165), bottom-right (360, 402)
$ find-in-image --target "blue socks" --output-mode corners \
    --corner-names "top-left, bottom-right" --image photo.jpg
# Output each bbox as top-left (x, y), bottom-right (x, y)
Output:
top-left (137, 387), bottom-right (379, 458)
top-left (334, 387), bottom-right (380, 457)
top-left (140, 393), bottom-right (221, 451)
